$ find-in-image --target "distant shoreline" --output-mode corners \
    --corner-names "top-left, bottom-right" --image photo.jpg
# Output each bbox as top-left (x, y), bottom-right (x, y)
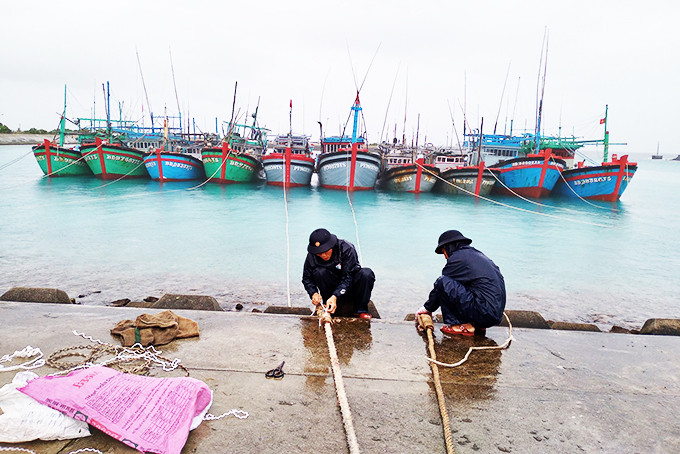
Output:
top-left (0, 133), bottom-right (78, 146)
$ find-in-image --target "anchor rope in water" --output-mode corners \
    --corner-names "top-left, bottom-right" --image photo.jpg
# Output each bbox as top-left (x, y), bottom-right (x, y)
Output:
top-left (0, 149), bottom-right (33, 171)
top-left (415, 161), bottom-right (610, 228)
top-left (283, 159), bottom-right (292, 307)
top-left (550, 156), bottom-right (617, 211)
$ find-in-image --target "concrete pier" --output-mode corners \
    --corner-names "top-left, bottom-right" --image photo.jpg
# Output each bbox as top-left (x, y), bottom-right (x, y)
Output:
top-left (1, 301), bottom-right (679, 453)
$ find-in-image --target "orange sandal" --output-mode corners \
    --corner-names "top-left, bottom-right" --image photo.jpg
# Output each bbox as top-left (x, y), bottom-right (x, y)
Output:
top-left (441, 324), bottom-right (475, 336)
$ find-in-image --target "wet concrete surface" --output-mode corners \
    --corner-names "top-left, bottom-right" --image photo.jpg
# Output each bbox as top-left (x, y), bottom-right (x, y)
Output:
top-left (1, 301), bottom-right (679, 453)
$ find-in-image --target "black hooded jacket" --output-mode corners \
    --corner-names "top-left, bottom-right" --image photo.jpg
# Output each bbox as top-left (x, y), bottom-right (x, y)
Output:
top-left (302, 239), bottom-right (361, 298)
top-left (424, 244), bottom-right (506, 319)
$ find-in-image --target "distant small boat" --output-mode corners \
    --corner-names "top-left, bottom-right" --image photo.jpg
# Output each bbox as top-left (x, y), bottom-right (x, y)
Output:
top-left (553, 154), bottom-right (637, 201)
top-left (33, 139), bottom-right (92, 176)
top-left (262, 134), bottom-right (315, 187)
top-left (81, 138), bottom-right (148, 180)
top-left (317, 93), bottom-right (381, 190)
top-left (652, 143), bottom-right (663, 160)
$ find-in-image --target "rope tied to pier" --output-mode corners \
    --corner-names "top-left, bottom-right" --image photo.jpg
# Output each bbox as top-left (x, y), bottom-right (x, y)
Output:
top-left (316, 306), bottom-right (361, 453)
top-left (416, 312), bottom-right (514, 453)
top-left (417, 312), bottom-right (456, 454)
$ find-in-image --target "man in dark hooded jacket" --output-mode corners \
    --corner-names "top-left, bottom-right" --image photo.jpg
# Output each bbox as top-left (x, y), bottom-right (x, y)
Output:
top-left (417, 230), bottom-right (506, 336)
top-left (302, 228), bottom-right (375, 319)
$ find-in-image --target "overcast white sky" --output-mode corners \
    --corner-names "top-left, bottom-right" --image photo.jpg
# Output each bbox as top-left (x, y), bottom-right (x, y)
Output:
top-left (1, 0), bottom-right (678, 157)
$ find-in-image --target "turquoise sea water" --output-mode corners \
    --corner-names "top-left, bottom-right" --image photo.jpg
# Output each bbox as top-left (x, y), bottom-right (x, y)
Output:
top-left (1, 144), bottom-right (678, 329)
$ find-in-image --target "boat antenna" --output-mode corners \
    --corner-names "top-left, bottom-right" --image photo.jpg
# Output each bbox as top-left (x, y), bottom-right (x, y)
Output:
top-left (358, 43), bottom-right (381, 93)
top-left (402, 69), bottom-right (408, 145)
top-left (380, 62), bottom-right (401, 144)
top-left (169, 46), bottom-right (182, 130)
top-left (510, 76), bottom-right (520, 136)
top-left (102, 82), bottom-right (111, 141)
top-left (136, 47), bottom-right (153, 127)
top-left (446, 99), bottom-right (462, 152)
top-left (228, 81), bottom-right (238, 138)
top-left (494, 61), bottom-right (511, 135)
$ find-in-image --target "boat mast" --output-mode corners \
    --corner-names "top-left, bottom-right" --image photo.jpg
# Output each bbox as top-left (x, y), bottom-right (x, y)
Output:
top-left (602, 104), bottom-right (609, 162)
top-left (535, 30), bottom-right (549, 154)
top-left (58, 85), bottom-right (66, 147)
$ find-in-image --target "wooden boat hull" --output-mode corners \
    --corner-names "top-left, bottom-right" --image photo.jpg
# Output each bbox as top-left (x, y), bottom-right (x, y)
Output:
top-left (381, 164), bottom-right (439, 193)
top-left (201, 147), bottom-right (260, 184)
top-left (32, 141), bottom-right (91, 176)
top-left (317, 150), bottom-right (381, 190)
top-left (143, 151), bottom-right (205, 181)
top-left (491, 155), bottom-right (565, 198)
top-left (262, 154), bottom-right (315, 187)
top-left (553, 156), bottom-right (637, 201)
top-left (80, 142), bottom-right (148, 179)
top-left (435, 167), bottom-right (498, 196)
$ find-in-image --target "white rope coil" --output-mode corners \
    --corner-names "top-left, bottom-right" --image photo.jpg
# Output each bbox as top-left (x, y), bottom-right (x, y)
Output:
top-left (0, 346), bottom-right (45, 371)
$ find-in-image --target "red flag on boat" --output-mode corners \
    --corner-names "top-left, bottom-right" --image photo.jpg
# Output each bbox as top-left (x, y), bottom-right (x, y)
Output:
top-left (600, 118), bottom-right (606, 124)
top-left (290, 100), bottom-right (292, 108)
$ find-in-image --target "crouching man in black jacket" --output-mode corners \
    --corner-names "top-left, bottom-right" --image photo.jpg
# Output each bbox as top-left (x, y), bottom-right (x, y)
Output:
top-left (417, 230), bottom-right (506, 336)
top-left (302, 228), bottom-right (375, 319)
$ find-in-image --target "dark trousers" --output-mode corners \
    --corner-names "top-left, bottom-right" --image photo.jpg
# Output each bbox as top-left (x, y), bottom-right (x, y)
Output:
top-left (429, 276), bottom-right (502, 328)
top-left (312, 267), bottom-right (375, 317)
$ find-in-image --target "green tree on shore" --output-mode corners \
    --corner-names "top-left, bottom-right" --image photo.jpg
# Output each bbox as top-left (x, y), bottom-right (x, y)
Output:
top-left (0, 122), bottom-right (11, 133)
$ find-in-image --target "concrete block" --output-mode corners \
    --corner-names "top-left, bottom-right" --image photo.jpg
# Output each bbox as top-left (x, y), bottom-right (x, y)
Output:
top-left (499, 310), bottom-right (551, 329)
top-left (639, 319), bottom-right (680, 336)
top-left (549, 321), bottom-right (601, 332)
top-left (0, 286), bottom-right (71, 304)
top-left (264, 306), bottom-right (314, 315)
top-left (152, 294), bottom-right (223, 311)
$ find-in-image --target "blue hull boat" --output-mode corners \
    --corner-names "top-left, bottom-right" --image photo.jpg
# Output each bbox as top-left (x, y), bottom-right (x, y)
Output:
top-left (143, 151), bottom-right (206, 181)
top-left (553, 154), bottom-right (637, 201)
top-left (491, 152), bottom-right (566, 198)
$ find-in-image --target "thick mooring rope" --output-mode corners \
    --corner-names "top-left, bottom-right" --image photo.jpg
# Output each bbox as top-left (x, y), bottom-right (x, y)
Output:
top-left (418, 312), bottom-right (514, 453)
top-left (317, 308), bottom-right (361, 453)
top-left (419, 314), bottom-right (455, 454)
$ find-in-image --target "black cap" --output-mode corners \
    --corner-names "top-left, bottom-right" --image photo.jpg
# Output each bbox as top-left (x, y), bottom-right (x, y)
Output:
top-left (435, 230), bottom-right (472, 254)
top-left (308, 228), bottom-right (338, 254)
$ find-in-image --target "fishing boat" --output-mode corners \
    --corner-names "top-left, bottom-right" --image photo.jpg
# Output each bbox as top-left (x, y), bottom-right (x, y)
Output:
top-left (32, 87), bottom-right (92, 177)
top-left (142, 117), bottom-right (206, 181)
top-left (201, 99), bottom-right (268, 184)
top-left (552, 154), bottom-right (637, 201)
top-left (652, 143), bottom-right (663, 160)
top-left (80, 137), bottom-right (148, 180)
top-left (433, 121), bottom-right (499, 196)
top-left (379, 145), bottom-right (439, 193)
top-left (262, 134), bottom-right (315, 187)
top-left (261, 101), bottom-right (315, 187)
top-left (33, 140), bottom-right (92, 177)
top-left (552, 106), bottom-right (637, 201)
top-left (317, 93), bottom-right (381, 190)
top-left (490, 150), bottom-right (565, 198)
top-left (143, 149), bottom-right (205, 181)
